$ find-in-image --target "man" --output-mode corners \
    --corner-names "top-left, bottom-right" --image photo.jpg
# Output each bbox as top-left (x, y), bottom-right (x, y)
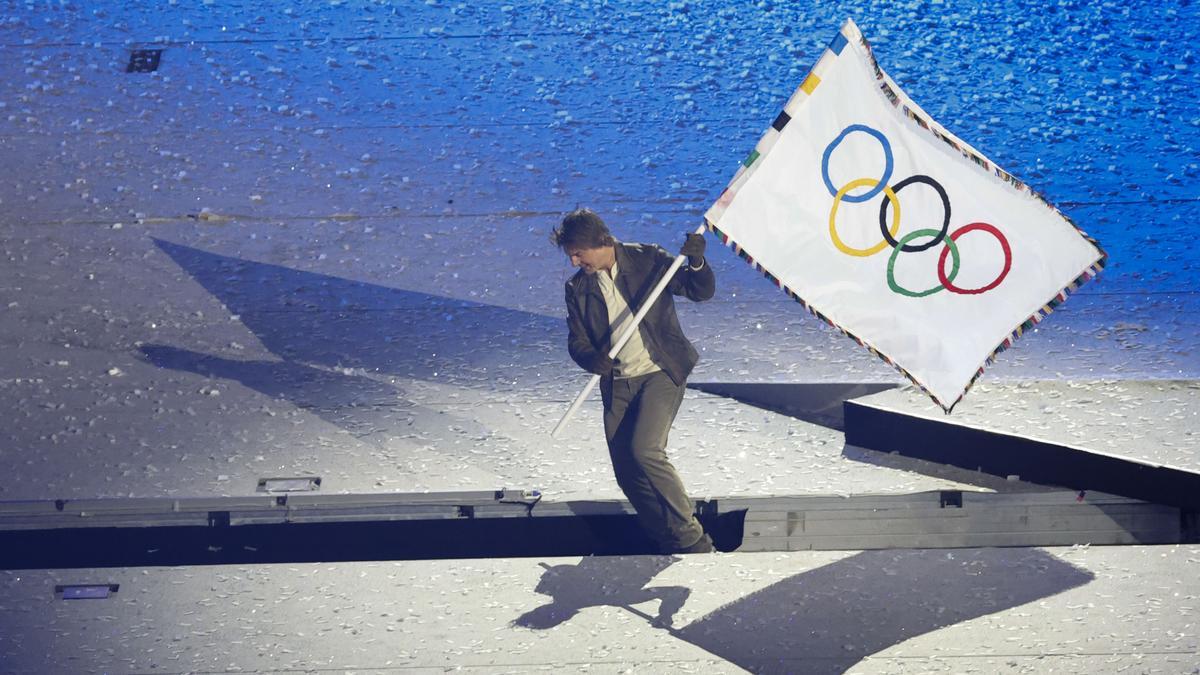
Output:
top-left (552, 208), bottom-right (715, 554)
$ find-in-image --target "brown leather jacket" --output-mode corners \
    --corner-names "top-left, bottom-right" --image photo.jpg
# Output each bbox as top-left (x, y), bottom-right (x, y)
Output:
top-left (564, 241), bottom-right (715, 386)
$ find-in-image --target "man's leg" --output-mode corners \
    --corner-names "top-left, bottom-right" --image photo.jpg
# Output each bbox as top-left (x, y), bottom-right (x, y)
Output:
top-left (604, 371), bottom-right (707, 552)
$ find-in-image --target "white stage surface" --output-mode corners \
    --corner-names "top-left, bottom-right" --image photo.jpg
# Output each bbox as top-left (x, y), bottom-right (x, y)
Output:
top-left (1, 0), bottom-right (1197, 672)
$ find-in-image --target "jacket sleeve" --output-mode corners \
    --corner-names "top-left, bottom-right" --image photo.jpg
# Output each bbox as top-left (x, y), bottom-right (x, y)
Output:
top-left (565, 280), bottom-right (606, 374)
top-left (664, 245), bottom-right (716, 302)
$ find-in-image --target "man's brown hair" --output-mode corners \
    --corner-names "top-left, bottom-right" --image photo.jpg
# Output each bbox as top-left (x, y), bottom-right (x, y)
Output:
top-left (550, 208), bottom-right (616, 250)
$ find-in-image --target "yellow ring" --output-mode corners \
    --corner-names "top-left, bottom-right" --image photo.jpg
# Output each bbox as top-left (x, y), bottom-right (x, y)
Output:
top-left (829, 177), bottom-right (900, 257)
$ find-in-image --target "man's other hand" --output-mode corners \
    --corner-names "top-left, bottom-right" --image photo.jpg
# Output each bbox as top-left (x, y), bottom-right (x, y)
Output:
top-left (591, 353), bottom-right (614, 376)
top-left (680, 233), bottom-right (706, 268)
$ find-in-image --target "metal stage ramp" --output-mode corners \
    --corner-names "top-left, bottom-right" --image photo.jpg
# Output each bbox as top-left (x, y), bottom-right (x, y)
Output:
top-left (843, 380), bottom-right (1200, 512)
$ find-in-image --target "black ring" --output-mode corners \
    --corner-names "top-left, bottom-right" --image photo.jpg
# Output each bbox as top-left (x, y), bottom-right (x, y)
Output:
top-left (878, 175), bottom-right (951, 252)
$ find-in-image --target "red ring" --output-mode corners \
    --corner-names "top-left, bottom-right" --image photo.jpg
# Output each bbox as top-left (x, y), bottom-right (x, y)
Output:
top-left (936, 222), bottom-right (1012, 295)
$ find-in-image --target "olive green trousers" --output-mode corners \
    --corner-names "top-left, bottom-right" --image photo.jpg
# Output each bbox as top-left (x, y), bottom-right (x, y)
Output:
top-left (601, 370), bottom-right (705, 552)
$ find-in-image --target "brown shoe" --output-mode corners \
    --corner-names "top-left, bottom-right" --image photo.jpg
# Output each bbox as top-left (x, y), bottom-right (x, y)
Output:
top-left (676, 533), bottom-right (714, 554)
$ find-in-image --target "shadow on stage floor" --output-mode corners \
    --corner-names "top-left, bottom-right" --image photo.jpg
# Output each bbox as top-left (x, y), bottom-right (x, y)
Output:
top-left (151, 238), bottom-right (561, 392)
top-left (686, 382), bottom-right (899, 431)
top-left (517, 548), bottom-right (1094, 674)
top-left (141, 238), bottom-right (565, 450)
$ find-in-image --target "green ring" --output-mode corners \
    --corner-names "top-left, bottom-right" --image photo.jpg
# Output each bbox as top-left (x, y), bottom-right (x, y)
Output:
top-left (887, 229), bottom-right (960, 297)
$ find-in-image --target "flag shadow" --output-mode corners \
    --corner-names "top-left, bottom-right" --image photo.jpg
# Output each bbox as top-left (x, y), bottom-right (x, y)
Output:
top-left (679, 547), bottom-right (1093, 673)
top-left (684, 380), bottom-right (1052, 491)
top-left (150, 238), bottom-right (563, 394)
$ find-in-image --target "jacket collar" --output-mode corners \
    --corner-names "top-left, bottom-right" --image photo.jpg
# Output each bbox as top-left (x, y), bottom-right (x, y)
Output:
top-left (613, 240), bottom-right (630, 272)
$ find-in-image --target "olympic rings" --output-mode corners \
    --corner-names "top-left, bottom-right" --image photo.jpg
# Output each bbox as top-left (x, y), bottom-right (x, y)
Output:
top-left (937, 223), bottom-right (1012, 294)
top-left (820, 124), bottom-right (1013, 297)
top-left (887, 229), bottom-right (960, 297)
top-left (878, 175), bottom-right (950, 252)
top-left (830, 178), bottom-right (900, 257)
top-left (821, 124), bottom-right (893, 202)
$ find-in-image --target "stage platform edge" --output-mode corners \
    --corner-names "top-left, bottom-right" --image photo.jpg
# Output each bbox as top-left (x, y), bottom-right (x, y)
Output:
top-left (1, 488), bottom-right (1191, 570)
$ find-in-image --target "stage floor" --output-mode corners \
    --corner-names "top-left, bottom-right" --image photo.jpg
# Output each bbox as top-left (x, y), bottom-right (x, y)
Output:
top-left (3, 545), bottom-right (1198, 674)
top-left (1, 216), bottom-right (1195, 503)
top-left (1, 0), bottom-right (1198, 672)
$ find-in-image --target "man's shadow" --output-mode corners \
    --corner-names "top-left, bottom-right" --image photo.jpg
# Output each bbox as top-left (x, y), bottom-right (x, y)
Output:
top-left (516, 548), bottom-right (1094, 674)
top-left (143, 239), bottom-right (576, 445)
top-left (136, 344), bottom-right (488, 442)
top-left (514, 555), bottom-right (690, 629)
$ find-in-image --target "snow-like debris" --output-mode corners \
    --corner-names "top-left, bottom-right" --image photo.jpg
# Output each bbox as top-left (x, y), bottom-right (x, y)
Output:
top-left (0, 0), bottom-right (1194, 503)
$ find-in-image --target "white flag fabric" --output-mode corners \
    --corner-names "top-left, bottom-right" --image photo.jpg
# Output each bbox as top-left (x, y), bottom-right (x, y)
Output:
top-left (705, 18), bottom-right (1106, 411)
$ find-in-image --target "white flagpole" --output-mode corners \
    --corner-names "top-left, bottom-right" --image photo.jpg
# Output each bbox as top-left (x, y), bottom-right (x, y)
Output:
top-left (551, 224), bottom-right (708, 438)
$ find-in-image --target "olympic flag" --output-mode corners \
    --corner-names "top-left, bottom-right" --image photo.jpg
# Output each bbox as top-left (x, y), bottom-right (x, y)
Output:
top-left (705, 18), bottom-right (1106, 411)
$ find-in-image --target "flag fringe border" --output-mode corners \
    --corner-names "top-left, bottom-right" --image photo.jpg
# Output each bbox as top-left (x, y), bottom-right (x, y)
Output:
top-left (704, 18), bottom-right (1108, 413)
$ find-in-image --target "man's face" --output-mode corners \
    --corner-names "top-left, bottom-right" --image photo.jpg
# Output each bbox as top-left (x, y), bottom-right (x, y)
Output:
top-left (565, 245), bottom-right (613, 275)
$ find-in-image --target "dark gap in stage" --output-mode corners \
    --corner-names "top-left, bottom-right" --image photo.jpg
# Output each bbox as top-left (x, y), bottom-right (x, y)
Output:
top-left (0, 510), bottom-right (747, 571)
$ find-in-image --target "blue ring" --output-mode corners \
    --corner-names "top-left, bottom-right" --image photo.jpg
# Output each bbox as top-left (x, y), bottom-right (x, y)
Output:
top-left (821, 124), bottom-right (894, 203)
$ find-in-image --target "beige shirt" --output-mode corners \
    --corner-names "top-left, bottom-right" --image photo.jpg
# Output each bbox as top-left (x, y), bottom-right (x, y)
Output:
top-left (598, 260), bottom-right (661, 379)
